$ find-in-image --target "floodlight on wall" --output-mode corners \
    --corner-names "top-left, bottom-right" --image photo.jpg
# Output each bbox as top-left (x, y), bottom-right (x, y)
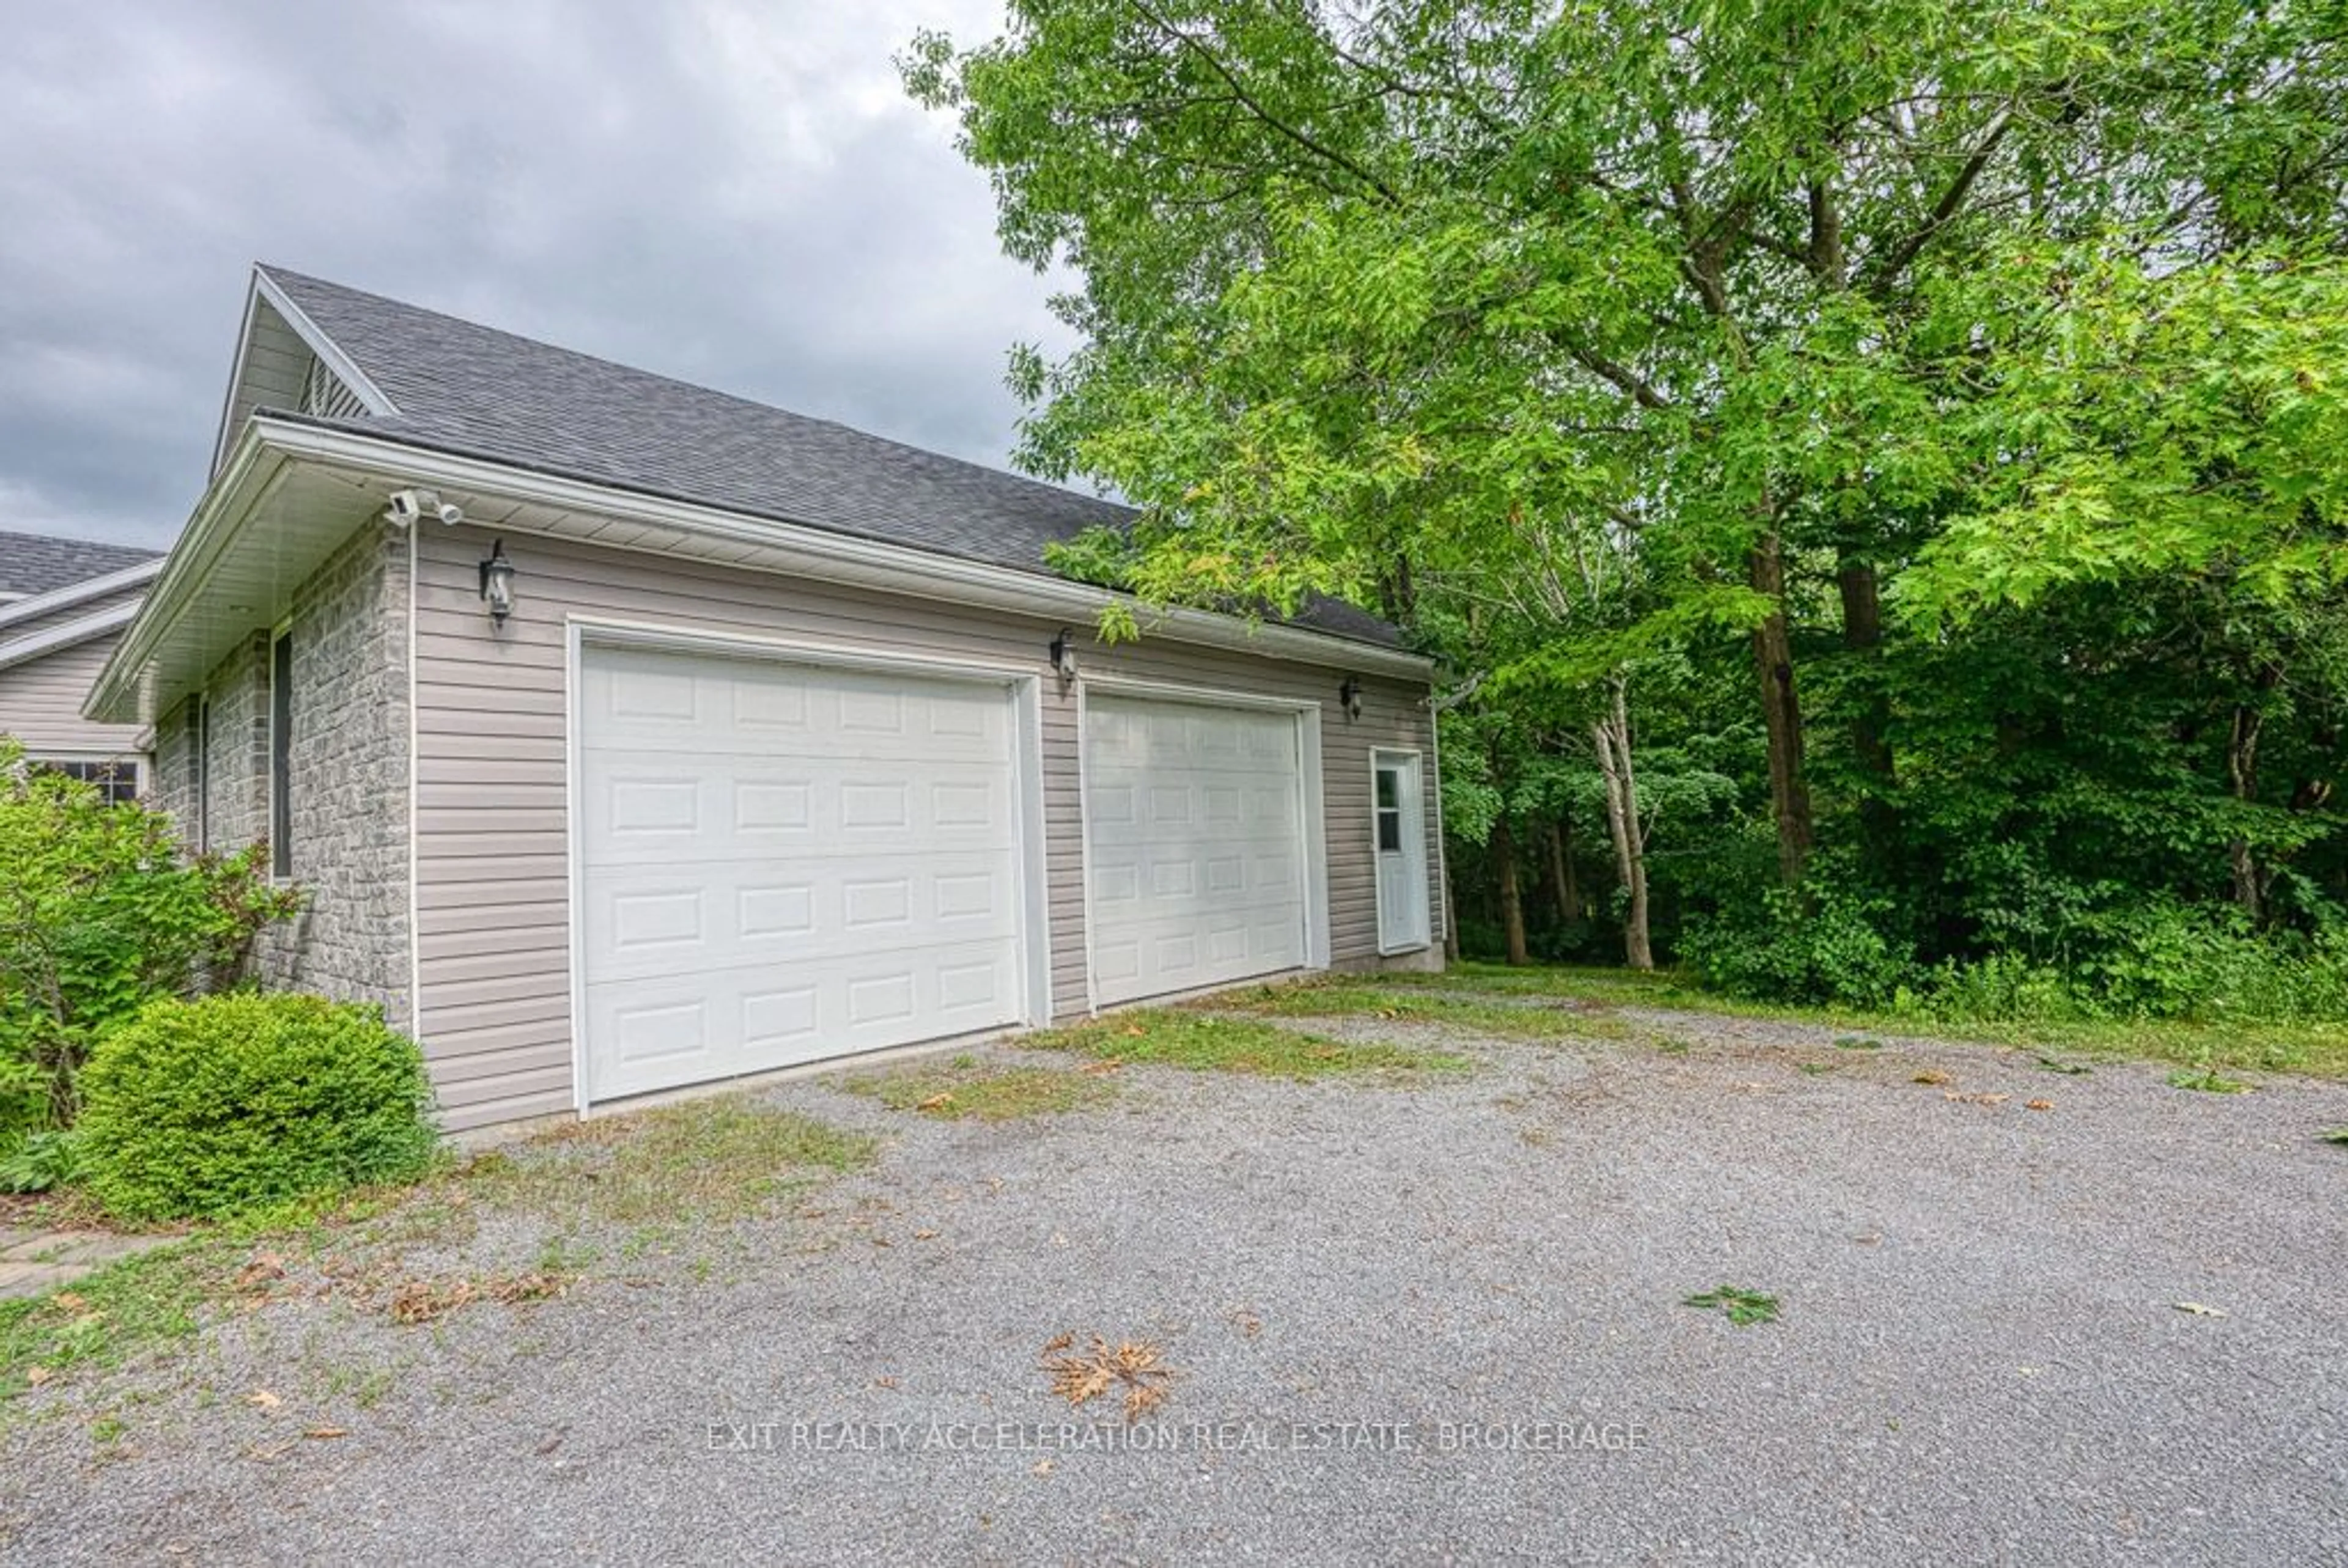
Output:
top-left (479, 540), bottom-right (516, 624)
top-left (1338, 675), bottom-right (1363, 722)
top-left (1049, 627), bottom-right (1079, 686)
top-left (385, 488), bottom-right (465, 528)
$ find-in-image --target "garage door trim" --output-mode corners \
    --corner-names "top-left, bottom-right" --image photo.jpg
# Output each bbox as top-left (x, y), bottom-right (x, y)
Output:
top-left (1074, 673), bottom-right (1331, 1013)
top-left (564, 617), bottom-right (1052, 1112)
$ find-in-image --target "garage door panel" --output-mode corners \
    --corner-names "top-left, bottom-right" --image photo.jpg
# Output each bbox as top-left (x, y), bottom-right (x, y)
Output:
top-left (1084, 692), bottom-right (1309, 1006)
top-left (583, 853), bottom-right (1020, 984)
top-left (583, 759), bottom-right (1015, 868)
top-left (581, 645), bottom-right (1026, 1102)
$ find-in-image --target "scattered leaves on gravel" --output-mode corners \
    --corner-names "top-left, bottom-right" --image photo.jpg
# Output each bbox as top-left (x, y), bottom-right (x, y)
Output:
top-left (388, 1273), bottom-right (568, 1325)
top-left (1913, 1070), bottom-right (1953, 1086)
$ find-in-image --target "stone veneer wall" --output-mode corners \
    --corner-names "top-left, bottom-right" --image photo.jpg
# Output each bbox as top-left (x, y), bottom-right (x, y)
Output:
top-left (153, 521), bottom-right (411, 1031)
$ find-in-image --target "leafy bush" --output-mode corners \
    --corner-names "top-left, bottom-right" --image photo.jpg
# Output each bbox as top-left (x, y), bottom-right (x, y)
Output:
top-left (76, 993), bottom-right (439, 1221)
top-left (0, 741), bottom-right (300, 1139)
top-left (0, 1128), bottom-right (81, 1194)
top-left (1680, 883), bottom-right (1914, 1008)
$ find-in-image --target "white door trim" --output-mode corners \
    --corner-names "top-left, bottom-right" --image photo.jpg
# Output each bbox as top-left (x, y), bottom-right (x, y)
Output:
top-left (1076, 677), bottom-right (1331, 1005)
top-left (1370, 746), bottom-right (1431, 955)
top-left (563, 614), bottom-right (1050, 1110)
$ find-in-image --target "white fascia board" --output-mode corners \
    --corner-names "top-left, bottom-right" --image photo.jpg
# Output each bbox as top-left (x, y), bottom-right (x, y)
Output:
top-left (86, 428), bottom-right (293, 723)
top-left (0, 558), bottom-right (162, 636)
top-left (254, 418), bottom-right (1438, 682)
top-left (0, 600), bottom-right (141, 674)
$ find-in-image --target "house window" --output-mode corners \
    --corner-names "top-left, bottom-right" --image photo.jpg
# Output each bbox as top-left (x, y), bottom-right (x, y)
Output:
top-left (34, 759), bottom-right (141, 806)
top-left (270, 628), bottom-right (293, 877)
top-left (1375, 766), bottom-right (1403, 853)
top-left (194, 696), bottom-right (212, 852)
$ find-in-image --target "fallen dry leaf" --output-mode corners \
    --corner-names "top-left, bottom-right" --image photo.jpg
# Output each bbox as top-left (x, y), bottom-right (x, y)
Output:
top-left (2174, 1301), bottom-right (2231, 1318)
top-left (1032, 1458), bottom-right (1054, 1476)
top-left (1041, 1332), bottom-right (1074, 1354)
top-left (1077, 1059), bottom-right (1123, 1075)
top-left (245, 1389), bottom-right (282, 1410)
top-left (25, 1366), bottom-right (52, 1386)
top-left (1913, 1070), bottom-right (1953, 1086)
top-left (1042, 1334), bottom-right (1176, 1424)
top-left (303, 1427), bottom-right (349, 1441)
top-left (51, 1292), bottom-right (90, 1315)
top-left (2026, 1099), bottom-right (2054, 1111)
top-left (915, 1092), bottom-right (956, 1112)
top-left (913, 1229), bottom-right (939, 1241)
top-left (1122, 1025), bottom-right (1146, 1037)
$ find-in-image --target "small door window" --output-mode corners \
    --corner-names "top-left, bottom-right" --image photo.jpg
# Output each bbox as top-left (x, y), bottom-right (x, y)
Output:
top-left (1375, 766), bottom-right (1404, 853)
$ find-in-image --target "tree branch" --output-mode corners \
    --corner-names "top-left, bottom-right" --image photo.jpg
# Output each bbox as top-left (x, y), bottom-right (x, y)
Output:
top-left (1865, 108), bottom-right (2014, 293)
top-left (1122, 0), bottom-right (1403, 207)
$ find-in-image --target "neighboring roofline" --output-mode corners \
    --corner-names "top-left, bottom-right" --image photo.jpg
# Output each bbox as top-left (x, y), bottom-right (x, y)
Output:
top-left (0, 598), bottom-right (141, 675)
top-left (0, 558), bottom-right (161, 636)
top-left (208, 267), bottom-right (399, 474)
top-left (92, 419), bottom-right (1431, 723)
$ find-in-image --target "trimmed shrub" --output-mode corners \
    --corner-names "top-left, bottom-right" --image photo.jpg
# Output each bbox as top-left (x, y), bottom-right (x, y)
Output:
top-left (76, 993), bottom-right (439, 1221)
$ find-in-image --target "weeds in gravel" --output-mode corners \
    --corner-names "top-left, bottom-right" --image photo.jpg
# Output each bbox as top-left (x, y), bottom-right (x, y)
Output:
top-left (1, 1097), bottom-right (876, 1412)
top-left (2322, 1128), bottom-right (2348, 1145)
top-left (464, 1098), bottom-right (877, 1228)
top-left (1028, 1010), bottom-right (1469, 1081)
top-left (387, 1272), bottom-right (569, 1325)
top-left (1219, 980), bottom-right (1632, 1042)
top-left (2166, 1066), bottom-right (2253, 1095)
top-left (1833, 1036), bottom-right (1881, 1051)
top-left (838, 1062), bottom-right (1118, 1122)
top-left (1683, 1286), bottom-right (1781, 1328)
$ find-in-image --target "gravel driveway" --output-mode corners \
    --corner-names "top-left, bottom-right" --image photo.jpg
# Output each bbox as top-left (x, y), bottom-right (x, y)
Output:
top-left (3, 998), bottom-right (2343, 1566)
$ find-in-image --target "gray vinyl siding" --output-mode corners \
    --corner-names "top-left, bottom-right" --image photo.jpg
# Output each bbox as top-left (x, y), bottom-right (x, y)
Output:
top-left (0, 622), bottom-right (148, 762)
top-left (413, 524), bottom-right (1439, 1132)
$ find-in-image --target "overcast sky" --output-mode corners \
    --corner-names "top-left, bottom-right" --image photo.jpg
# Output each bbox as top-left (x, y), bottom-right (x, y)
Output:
top-left (0, 0), bottom-right (1069, 549)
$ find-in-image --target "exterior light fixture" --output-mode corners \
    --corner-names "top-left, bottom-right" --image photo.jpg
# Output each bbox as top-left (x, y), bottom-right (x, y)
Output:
top-left (1049, 627), bottom-right (1078, 686)
top-left (1338, 675), bottom-right (1363, 722)
top-left (479, 540), bottom-right (516, 623)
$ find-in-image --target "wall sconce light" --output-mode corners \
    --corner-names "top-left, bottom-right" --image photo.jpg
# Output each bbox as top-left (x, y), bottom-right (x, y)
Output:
top-left (479, 539), bottom-right (516, 624)
top-left (1338, 675), bottom-right (1363, 722)
top-left (1049, 627), bottom-right (1079, 686)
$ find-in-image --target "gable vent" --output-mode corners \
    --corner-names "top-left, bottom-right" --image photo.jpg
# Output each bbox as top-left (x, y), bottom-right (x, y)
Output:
top-left (300, 356), bottom-right (371, 421)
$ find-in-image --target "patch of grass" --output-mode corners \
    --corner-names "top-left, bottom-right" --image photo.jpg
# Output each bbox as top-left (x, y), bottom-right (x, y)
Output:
top-left (2322, 1128), bottom-right (2348, 1145)
top-left (1833, 1036), bottom-right (1882, 1051)
top-left (2, 1096), bottom-right (877, 1413)
top-left (1683, 1285), bottom-right (1781, 1328)
top-left (1397, 962), bottom-right (2348, 1081)
top-left (839, 1061), bottom-right (1118, 1122)
top-left (0, 1235), bottom-right (244, 1402)
top-left (2166, 1066), bottom-right (2253, 1095)
top-left (1028, 1010), bottom-right (1469, 1081)
top-left (1797, 1062), bottom-right (1834, 1076)
top-left (1218, 979), bottom-right (1632, 1042)
top-left (466, 1099), bottom-right (877, 1228)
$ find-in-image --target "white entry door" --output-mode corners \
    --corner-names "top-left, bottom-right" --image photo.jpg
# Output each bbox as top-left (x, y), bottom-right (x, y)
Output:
top-left (578, 642), bottom-right (1027, 1103)
top-left (1373, 751), bottom-right (1430, 952)
top-left (1084, 692), bottom-right (1308, 1005)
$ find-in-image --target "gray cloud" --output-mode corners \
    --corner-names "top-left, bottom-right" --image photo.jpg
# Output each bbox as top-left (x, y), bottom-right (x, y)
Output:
top-left (0, 0), bottom-right (1068, 548)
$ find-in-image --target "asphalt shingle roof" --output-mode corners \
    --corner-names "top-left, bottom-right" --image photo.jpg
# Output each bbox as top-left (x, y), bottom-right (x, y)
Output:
top-left (0, 529), bottom-right (162, 600)
top-left (256, 267), bottom-right (1400, 649)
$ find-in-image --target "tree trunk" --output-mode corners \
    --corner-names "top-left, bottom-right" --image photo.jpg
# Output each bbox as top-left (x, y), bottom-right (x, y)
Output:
top-left (2228, 702), bottom-right (2266, 921)
top-left (1593, 675), bottom-right (1655, 970)
top-left (1549, 819), bottom-right (1582, 924)
top-left (1838, 558), bottom-right (1898, 869)
top-left (1495, 817), bottom-right (1530, 966)
top-left (1750, 532), bottom-right (1814, 886)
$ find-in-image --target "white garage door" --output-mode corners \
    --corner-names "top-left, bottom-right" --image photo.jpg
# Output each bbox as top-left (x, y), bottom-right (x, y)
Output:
top-left (579, 643), bottom-right (1026, 1103)
top-left (1084, 692), bottom-right (1307, 1005)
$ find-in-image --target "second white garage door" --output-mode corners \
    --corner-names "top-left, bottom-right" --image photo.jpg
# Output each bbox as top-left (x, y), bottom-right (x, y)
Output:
top-left (578, 643), bottom-right (1027, 1103)
top-left (1084, 691), bottom-right (1309, 1005)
